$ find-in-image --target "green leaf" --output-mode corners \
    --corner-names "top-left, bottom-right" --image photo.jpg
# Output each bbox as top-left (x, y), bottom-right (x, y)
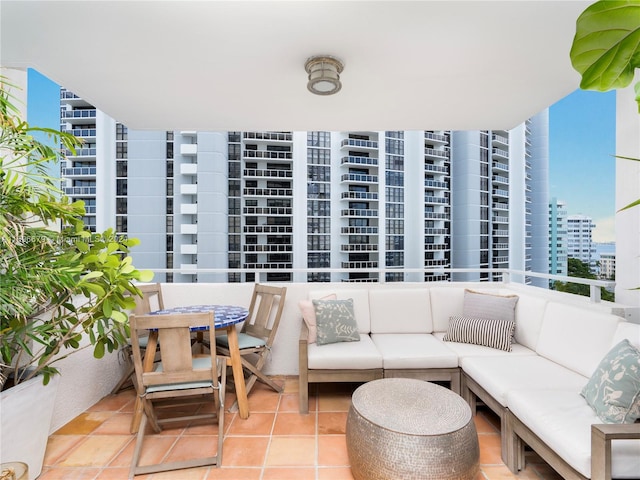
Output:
top-left (82, 271), bottom-right (103, 281)
top-left (570, 1), bottom-right (640, 92)
top-left (102, 301), bottom-right (112, 318)
top-left (94, 341), bottom-right (105, 358)
top-left (110, 310), bottom-right (127, 323)
top-left (137, 270), bottom-right (155, 282)
top-left (84, 283), bottom-right (105, 296)
top-left (619, 198), bottom-right (640, 212)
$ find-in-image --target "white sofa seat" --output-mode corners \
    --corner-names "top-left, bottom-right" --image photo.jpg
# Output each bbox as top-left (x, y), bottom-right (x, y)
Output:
top-left (307, 334), bottom-right (382, 370)
top-left (371, 333), bottom-right (458, 369)
top-left (461, 355), bottom-right (587, 407)
top-left (433, 332), bottom-right (537, 362)
top-left (507, 388), bottom-right (640, 479)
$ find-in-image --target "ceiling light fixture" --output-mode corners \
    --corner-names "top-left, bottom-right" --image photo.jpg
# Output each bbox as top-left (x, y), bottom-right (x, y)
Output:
top-left (305, 55), bottom-right (344, 96)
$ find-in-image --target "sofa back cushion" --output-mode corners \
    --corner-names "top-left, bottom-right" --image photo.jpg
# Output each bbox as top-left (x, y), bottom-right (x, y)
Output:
top-left (429, 287), bottom-right (466, 332)
top-left (611, 321), bottom-right (640, 349)
top-left (310, 289), bottom-right (371, 333)
top-left (500, 290), bottom-right (547, 351)
top-left (536, 302), bottom-right (621, 377)
top-left (369, 288), bottom-right (432, 334)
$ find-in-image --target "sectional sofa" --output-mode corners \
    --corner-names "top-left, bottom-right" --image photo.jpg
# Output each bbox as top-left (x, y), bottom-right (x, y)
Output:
top-left (297, 284), bottom-right (640, 480)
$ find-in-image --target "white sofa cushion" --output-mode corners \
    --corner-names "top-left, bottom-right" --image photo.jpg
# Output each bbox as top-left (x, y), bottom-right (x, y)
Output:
top-left (310, 289), bottom-right (371, 334)
top-left (429, 287), bottom-right (466, 332)
top-left (460, 355), bottom-right (587, 406)
top-left (307, 334), bottom-right (382, 370)
top-left (369, 288), bottom-right (432, 334)
top-left (507, 388), bottom-right (640, 479)
top-left (501, 290), bottom-right (547, 351)
top-left (433, 332), bottom-right (536, 361)
top-left (463, 289), bottom-right (518, 322)
top-left (371, 333), bottom-right (458, 369)
top-left (536, 302), bottom-right (621, 378)
top-left (611, 321), bottom-right (640, 349)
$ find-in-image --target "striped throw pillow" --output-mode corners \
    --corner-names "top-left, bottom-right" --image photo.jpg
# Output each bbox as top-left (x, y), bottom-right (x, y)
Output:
top-left (443, 315), bottom-right (516, 352)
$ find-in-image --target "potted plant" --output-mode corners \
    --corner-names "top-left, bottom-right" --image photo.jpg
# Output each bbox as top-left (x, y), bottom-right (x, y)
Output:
top-left (0, 77), bottom-right (152, 478)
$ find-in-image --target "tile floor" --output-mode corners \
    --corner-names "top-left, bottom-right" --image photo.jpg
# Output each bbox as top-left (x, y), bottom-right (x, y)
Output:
top-left (40, 378), bottom-right (563, 480)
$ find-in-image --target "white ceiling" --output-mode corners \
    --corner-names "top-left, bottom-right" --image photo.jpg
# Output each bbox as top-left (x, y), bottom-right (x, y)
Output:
top-left (1, 1), bottom-right (590, 132)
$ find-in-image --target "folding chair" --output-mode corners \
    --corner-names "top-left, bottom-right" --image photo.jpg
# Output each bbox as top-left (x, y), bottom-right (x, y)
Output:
top-left (216, 284), bottom-right (287, 395)
top-left (128, 311), bottom-right (226, 478)
top-left (111, 283), bottom-right (165, 394)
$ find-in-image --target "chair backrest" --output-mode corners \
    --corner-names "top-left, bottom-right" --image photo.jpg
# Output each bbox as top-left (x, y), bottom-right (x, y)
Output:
top-left (133, 283), bottom-right (165, 315)
top-left (130, 312), bottom-right (219, 390)
top-left (242, 284), bottom-right (287, 346)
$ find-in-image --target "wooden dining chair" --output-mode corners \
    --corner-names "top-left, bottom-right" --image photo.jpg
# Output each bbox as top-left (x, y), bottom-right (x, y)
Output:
top-left (215, 284), bottom-right (287, 395)
top-left (128, 311), bottom-right (226, 478)
top-left (111, 283), bottom-right (165, 394)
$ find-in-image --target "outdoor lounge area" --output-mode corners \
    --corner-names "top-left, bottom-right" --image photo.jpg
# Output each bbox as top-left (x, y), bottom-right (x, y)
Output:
top-left (38, 378), bottom-right (567, 480)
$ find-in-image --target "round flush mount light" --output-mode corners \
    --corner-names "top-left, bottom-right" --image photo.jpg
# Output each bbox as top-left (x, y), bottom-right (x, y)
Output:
top-left (305, 55), bottom-right (344, 95)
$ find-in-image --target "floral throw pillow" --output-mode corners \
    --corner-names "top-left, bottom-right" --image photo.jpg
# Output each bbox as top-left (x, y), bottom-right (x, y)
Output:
top-left (581, 339), bottom-right (640, 423)
top-left (313, 298), bottom-right (360, 346)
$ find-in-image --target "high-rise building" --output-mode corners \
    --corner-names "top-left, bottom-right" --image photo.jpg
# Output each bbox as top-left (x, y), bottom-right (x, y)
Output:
top-left (599, 252), bottom-right (616, 280)
top-left (566, 214), bottom-right (597, 271)
top-left (549, 198), bottom-right (568, 278)
top-left (59, 90), bottom-right (550, 284)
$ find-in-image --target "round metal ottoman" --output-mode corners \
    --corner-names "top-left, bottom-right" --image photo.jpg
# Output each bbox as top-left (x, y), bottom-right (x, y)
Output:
top-left (346, 378), bottom-right (479, 480)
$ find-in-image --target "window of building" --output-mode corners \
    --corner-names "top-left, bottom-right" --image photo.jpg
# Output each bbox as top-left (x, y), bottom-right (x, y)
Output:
top-left (116, 160), bottom-right (127, 177)
top-left (116, 179), bottom-right (127, 196)
top-left (116, 124), bottom-right (128, 141)
top-left (116, 142), bottom-right (127, 159)
top-left (308, 131), bottom-right (331, 147)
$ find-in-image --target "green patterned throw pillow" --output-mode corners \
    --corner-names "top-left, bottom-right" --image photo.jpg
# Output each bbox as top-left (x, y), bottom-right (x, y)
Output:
top-left (581, 339), bottom-right (640, 423)
top-left (313, 298), bottom-right (360, 346)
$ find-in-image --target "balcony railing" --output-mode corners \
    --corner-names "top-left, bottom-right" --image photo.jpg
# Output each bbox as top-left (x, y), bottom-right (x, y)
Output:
top-left (341, 191), bottom-right (379, 201)
top-left (341, 138), bottom-right (378, 149)
top-left (341, 156), bottom-right (378, 167)
top-left (243, 169), bottom-right (292, 178)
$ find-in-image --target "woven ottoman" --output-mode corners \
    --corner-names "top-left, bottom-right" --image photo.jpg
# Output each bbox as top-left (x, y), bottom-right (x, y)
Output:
top-left (346, 378), bottom-right (479, 480)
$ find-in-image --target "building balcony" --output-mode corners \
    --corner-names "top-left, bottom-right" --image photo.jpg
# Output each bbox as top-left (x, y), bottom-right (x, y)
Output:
top-left (492, 216), bottom-right (509, 224)
top-left (340, 138), bottom-right (378, 150)
top-left (340, 173), bottom-right (378, 184)
top-left (491, 133), bottom-right (509, 147)
top-left (66, 127), bottom-right (96, 139)
top-left (424, 212), bottom-right (450, 220)
top-left (424, 243), bottom-right (448, 250)
top-left (340, 226), bottom-right (378, 235)
top-left (491, 147), bottom-right (509, 159)
top-left (180, 184), bottom-right (197, 195)
top-left (64, 148), bottom-right (96, 157)
top-left (492, 161), bottom-right (509, 172)
top-left (244, 225), bottom-right (293, 234)
top-left (62, 186), bottom-right (96, 196)
top-left (424, 164), bottom-right (448, 174)
top-left (180, 244), bottom-right (197, 255)
top-left (180, 224), bottom-right (198, 234)
top-left (180, 163), bottom-right (197, 175)
top-left (424, 131), bottom-right (448, 144)
top-left (341, 156), bottom-right (378, 167)
top-left (492, 174), bottom-right (509, 185)
top-left (243, 169), bottom-right (292, 179)
top-left (61, 166), bottom-right (96, 177)
top-left (341, 260), bottom-right (378, 268)
top-left (424, 148), bottom-right (450, 160)
top-left (243, 206), bottom-right (292, 215)
top-left (341, 244), bottom-right (378, 252)
top-left (424, 228), bottom-right (449, 235)
top-left (243, 131), bottom-right (292, 142)
top-left (243, 150), bottom-right (293, 160)
top-left (424, 180), bottom-right (448, 189)
top-left (492, 188), bottom-right (509, 198)
top-left (243, 188), bottom-right (293, 197)
top-left (340, 208), bottom-right (379, 217)
top-left (180, 203), bottom-right (198, 214)
top-left (424, 196), bottom-right (449, 205)
top-left (243, 244), bottom-right (292, 252)
top-left (180, 144), bottom-right (197, 155)
top-left (341, 191), bottom-right (378, 201)
top-left (61, 109), bottom-right (96, 119)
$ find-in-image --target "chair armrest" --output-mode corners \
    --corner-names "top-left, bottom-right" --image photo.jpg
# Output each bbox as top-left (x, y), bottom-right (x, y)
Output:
top-left (591, 423), bottom-right (640, 480)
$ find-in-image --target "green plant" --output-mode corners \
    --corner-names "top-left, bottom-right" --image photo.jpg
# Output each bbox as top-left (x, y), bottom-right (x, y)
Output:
top-left (570, 0), bottom-right (640, 112)
top-left (0, 77), bottom-right (153, 389)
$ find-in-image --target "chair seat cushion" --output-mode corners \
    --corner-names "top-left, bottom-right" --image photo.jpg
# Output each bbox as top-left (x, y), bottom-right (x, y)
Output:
top-left (308, 334), bottom-right (382, 370)
top-left (461, 355), bottom-right (587, 407)
top-left (371, 333), bottom-right (458, 369)
top-left (148, 356), bottom-right (216, 393)
top-left (217, 333), bottom-right (267, 350)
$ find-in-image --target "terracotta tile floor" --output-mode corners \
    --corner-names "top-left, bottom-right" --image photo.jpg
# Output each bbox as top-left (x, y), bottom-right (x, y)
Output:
top-left (40, 378), bottom-right (563, 480)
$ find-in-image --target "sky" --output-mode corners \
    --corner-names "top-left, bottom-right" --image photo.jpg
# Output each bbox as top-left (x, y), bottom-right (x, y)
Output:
top-left (548, 89), bottom-right (616, 243)
top-left (27, 69), bottom-right (617, 243)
